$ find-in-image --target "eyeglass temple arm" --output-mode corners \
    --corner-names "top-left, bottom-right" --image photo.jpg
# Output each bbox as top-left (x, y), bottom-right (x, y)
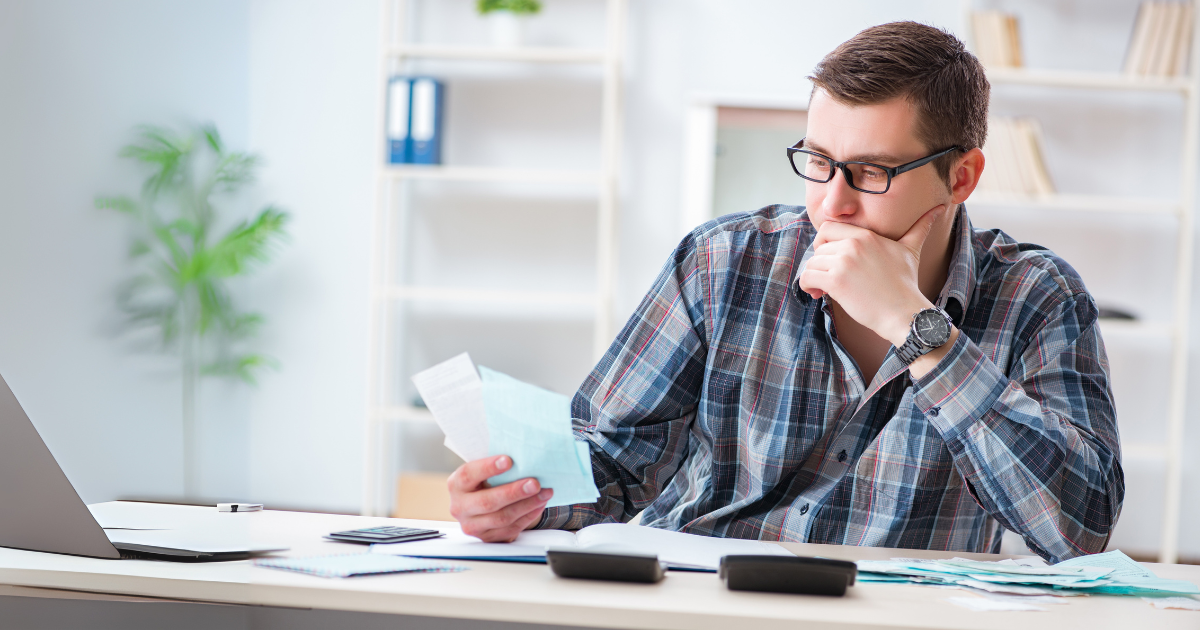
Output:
top-left (893, 146), bottom-right (964, 175)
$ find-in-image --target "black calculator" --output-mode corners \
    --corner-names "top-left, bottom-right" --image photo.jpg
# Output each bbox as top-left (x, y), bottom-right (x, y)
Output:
top-left (325, 526), bottom-right (445, 544)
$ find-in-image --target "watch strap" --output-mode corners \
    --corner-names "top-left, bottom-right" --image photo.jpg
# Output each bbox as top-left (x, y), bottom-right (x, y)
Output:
top-left (895, 334), bottom-right (928, 365)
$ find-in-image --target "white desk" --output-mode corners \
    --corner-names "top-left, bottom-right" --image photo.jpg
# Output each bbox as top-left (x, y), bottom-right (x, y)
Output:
top-left (0, 503), bottom-right (1197, 630)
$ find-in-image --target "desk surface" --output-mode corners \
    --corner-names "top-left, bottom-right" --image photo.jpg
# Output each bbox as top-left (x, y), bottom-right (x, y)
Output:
top-left (0, 503), bottom-right (1197, 630)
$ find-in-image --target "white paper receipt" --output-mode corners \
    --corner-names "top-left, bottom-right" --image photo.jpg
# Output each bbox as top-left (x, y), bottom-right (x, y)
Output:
top-left (411, 353), bottom-right (489, 461)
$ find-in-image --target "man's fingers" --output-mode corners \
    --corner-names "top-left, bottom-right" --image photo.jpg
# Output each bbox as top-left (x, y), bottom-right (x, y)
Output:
top-left (513, 501), bottom-right (550, 530)
top-left (812, 219), bottom-right (867, 250)
top-left (485, 503), bottom-right (551, 542)
top-left (448, 455), bottom-right (512, 493)
top-left (897, 205), bottom-right (947, 253)
top-left (475, 489), bottom-right (553, 531)
top-left (460, 477), bottom-right (541, 518)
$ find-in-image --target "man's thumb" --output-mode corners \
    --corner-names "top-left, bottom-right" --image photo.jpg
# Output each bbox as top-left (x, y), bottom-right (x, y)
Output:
top-left (899, 205), bottom-right (947, 253)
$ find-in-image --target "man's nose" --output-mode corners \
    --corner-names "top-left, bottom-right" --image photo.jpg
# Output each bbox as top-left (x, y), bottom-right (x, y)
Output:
top-left (821, 166), bottom-right (861, 217)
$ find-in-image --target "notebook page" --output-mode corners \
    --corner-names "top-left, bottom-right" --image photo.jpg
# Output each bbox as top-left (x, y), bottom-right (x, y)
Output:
top-left (573, 523), bottom-right (792, 570)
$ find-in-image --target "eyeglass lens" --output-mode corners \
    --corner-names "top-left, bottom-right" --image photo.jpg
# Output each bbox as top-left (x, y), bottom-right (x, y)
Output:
top-left (798, 152), bottom-right (890, 193)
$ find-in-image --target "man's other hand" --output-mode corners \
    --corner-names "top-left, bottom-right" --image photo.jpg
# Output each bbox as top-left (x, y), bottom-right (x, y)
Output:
top-left (447, 455), bottom-right (554, 542)
top-left (799, 205), bottom-right (946, 346)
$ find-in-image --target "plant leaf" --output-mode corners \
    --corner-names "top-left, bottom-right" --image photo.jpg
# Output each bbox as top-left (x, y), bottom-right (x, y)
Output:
top-left (201, 123), bottom-right (223, 153)
top-left (95, 195), bottom-right (139, 215)
top-left (202, 354), bottom-right (278, 385)
top-left (206, 207), bottom-right (290, 278)
top-left (119, 126), bottom-right (193, 198)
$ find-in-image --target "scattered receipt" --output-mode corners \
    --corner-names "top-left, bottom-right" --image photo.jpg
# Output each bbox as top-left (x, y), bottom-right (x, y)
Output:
top-left (411, 354), bottom-right (600, 507)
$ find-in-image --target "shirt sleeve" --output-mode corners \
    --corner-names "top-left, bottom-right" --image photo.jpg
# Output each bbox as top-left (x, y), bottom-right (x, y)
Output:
top-left (537, 232), bottom-right (710, 530)
top-left (911, 291), bottom-right (1124, 563)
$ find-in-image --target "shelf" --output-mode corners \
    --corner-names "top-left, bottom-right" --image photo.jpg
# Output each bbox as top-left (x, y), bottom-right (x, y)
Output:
top-left (985, 67), bottom-right (1192, 94)
top-left (377, 286), bottom-right (598, 319)
top-left (385, 165), bottom-right (602, 185)
top-left (388, 44), bottom-right (607, 64)
top-left (370, 405), bottom-right (436, 424)
top-left (968, 192), bottom-right (1179, 215)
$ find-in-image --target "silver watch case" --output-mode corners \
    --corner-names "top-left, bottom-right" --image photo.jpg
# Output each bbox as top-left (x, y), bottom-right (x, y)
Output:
top-left (896, 307), bottom-right (954, 365)
top-left (911, 307), bottom-right (953, 348)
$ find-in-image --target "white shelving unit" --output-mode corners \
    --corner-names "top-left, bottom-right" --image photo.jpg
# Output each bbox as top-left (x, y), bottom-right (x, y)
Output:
top-left (362, 0), bottom-right (628, 517)
top-left (965, 2), bottom-right (1199, 563)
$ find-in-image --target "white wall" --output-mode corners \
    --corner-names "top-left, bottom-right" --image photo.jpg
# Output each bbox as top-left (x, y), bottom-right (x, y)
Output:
top-left (0, 0), bottom-right (252, 504)
top-left (243, 0), bottom-right (380, 513)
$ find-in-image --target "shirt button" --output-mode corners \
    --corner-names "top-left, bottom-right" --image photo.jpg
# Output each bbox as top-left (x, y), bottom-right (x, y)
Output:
top-left (799, 504), bottom-right (809, 515)
top-left (837, 450), bottom-right (847, 463)
top-left (929, 406), bottom-right (941, 417)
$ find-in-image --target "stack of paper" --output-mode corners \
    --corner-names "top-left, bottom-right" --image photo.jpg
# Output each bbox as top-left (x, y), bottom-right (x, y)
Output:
top-left (412, 353), bottom-right (600, 507)
top-left (856, 550), bottom-right (1199, 597)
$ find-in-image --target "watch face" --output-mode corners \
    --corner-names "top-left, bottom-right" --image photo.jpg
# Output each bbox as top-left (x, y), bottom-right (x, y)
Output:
top-left (914, 310), bottom-right (951, 346)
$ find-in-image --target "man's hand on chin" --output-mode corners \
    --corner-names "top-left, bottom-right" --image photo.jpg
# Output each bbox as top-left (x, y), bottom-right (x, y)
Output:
top-left (799, 204), bottom-right (958, 377)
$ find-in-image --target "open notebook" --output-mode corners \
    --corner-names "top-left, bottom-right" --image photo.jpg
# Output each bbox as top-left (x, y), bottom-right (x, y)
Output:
top-left (371, 522), bottom-right (793, 571)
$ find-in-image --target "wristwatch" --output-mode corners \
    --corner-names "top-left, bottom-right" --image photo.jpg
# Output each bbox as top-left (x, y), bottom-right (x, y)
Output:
top-left (895, 306), bottom-right (954, 365)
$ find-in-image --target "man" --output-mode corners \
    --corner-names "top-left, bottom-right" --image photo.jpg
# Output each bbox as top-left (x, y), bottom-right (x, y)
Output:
top-left (447, 21), bottom-right (1123, 563)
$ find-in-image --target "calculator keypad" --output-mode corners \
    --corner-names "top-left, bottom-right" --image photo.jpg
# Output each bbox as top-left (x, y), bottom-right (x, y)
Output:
top-left (335, 526), bottom-right (433, 539)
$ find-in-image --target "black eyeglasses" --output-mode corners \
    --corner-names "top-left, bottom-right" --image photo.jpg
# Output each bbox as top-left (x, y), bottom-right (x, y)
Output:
top-left (786, 138), bottom-right (963, 194)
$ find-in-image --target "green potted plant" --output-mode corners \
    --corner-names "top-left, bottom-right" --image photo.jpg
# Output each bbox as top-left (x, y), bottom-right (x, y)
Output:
top-left (96, 124), bottom-right (289, 499)
top-left (477, 0), bottom-right (542, 47)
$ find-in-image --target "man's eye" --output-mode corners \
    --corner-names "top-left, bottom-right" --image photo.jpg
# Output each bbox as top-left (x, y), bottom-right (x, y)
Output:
top-left (862, 168), bottom-right (885, 179)
top-left (810, 158), bottom-right (831, 169)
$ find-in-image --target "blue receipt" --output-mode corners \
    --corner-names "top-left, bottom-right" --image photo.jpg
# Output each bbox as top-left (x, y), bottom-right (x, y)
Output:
top-left (480, 366), bottom-right (600, 507)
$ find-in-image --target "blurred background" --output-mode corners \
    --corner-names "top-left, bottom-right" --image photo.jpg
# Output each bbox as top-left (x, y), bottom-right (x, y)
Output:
top-left (1, 0), bottom-right (1197, 564)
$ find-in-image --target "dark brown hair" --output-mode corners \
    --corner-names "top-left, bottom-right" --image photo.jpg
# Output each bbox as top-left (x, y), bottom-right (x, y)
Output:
top-left (808, 21), bottom-right (989, 182)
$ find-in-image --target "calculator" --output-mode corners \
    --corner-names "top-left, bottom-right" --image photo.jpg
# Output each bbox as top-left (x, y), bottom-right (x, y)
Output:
top-left (325, 526), bottom-right (446, 545)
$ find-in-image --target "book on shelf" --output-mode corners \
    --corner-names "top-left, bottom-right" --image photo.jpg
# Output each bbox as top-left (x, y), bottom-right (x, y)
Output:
top-left (385, 76), bottom-right (445, 165)
top-left (976, 117), bottom-right (1055, 196)
top-left (1124, 1), bottom-right (1194, 78)
top-left (971, 11), bottom-right (1023, 69)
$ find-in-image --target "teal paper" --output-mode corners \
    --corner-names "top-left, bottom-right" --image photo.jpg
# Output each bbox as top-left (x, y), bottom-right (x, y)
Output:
top-left (856, 551), bottom-right (1200, 597)
top-left (1055, 550), bottom-right (1199, 595)
top-left (480, 366), bottom-right (600, 507)
top-left (1055, 550), bottom-right (1151, 579)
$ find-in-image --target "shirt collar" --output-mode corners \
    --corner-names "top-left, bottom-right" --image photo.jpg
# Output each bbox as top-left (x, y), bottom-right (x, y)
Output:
top-left (792, 204), bottom-right (974, 326)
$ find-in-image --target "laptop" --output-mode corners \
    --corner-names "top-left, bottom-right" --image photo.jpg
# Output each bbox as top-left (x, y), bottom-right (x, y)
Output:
top-left (0, 372), bottom-right (287, 561)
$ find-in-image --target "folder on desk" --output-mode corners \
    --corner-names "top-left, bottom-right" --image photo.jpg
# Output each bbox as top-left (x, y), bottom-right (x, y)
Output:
top-left (255, 553), bottom-right (465, 579)
top-left (373, 522), bottom-right (794, 572)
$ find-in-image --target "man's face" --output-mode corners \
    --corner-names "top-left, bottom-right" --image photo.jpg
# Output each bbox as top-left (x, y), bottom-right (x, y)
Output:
top-left (803, 90), bottom-right (956, 241)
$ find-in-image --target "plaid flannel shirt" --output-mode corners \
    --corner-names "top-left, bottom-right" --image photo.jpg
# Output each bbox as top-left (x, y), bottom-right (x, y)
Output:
top-left (537, 204), bottom-right (1123, 563)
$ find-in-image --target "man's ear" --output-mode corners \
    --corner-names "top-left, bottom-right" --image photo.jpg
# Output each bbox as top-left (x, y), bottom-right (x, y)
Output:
top-left (949, 148), bottom-right (985, 204)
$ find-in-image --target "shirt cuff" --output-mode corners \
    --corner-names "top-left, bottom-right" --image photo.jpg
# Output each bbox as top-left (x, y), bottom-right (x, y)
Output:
top-left (911, 331), bottom-right (1010, 442)
top-left (533, 505), bottom-right (575, 530)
